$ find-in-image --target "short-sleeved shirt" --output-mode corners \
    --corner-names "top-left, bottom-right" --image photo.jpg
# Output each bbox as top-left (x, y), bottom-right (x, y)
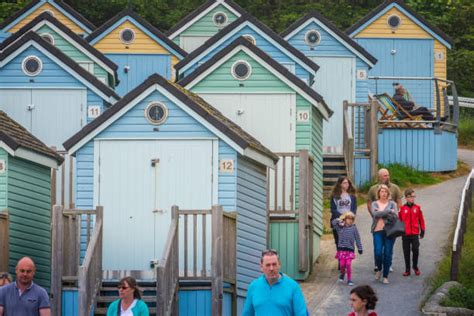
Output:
top-left (336, 193), bottom-right (352, 214)
top-left (242, 273), bottom-right (307, 316)
top-left (367, 182), bottom-right (402, 204)
top-left (0, 281), bottom-right (50, 315)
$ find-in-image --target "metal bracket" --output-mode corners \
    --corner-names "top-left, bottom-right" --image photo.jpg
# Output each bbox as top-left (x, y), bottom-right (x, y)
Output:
top-left (151, 158), bottom-right (160, 167)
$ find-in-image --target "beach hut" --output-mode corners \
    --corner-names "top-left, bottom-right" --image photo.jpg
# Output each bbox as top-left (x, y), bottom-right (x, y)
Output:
top-left (0, 0), bottom-right (95, 41)
top-left (347, 0), bottom-right (453, 110)
top-left (0, 12), bottom-right (118, 88)
top-left (63, 73), bottom-right (278, 314)
top-left (167, 0), bottom-right (247, 52)
top-left (0, 110), bottom-right (63, 291)
top-left (175, 13), bottom-right (320, 86)
top-left (179, 36), bottom-right (332, 280)
top-left (282, 10), bottom-right (377, 154)
top-left (86, 9), bottom-right (187, 96)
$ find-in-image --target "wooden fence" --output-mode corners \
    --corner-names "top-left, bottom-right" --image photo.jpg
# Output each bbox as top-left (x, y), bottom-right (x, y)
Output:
top-left (50, 150), bottom-right (75, 209)
top-left (0, 210), bottom-right (8, 272)
top-left (451, 169), bottom-right (474, 281)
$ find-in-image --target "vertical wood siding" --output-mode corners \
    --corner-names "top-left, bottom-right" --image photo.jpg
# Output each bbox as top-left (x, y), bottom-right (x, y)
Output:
top-left (378, 129), bottom-right (457, 172)
top-left (434, 41), bottom-right (447, 79)
top-left (183, 24), bottom-right (310, 82)
top-left (178, 4), bottom-right (239, 38)
top-left (0, 149), bottom-right (7, 209)
top-left (7, 157), bottom-right (51, 290)
top-left (179, 289), bottom-right (212, 315)
top-left (355, 7), bottom-right (431, 39)
top-left (6, 2), bottom-right (87, 35)
top-left (62, 289), bottom-right (78, 316)
top-left (236, 157), bottom-right (267, 296)
top-left (353, 157), bottom-right (371, 186)
top-left (191, 51), bottom-right (293, 93)
top-left (219, 141), bottom-right (237, 212)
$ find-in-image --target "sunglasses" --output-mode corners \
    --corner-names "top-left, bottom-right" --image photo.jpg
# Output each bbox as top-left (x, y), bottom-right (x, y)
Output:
top-left (261, 249), bottom-right (278, 256)
top-left (117, 286), bottom-right (130, 290)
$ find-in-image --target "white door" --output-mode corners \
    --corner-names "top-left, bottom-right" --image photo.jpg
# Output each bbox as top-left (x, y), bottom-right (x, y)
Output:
top-left (180, 35), bottom-right (212, 52)
top-left (0, 89), bottom-right (85, 149)
top-left (97, 140), bottom-right (213, 271)
top-left (311, 57), bottom-right (355, 153)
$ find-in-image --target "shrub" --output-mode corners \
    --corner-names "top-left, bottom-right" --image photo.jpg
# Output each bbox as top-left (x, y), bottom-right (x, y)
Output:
top-left (440, 285), bottom-right (474, 310)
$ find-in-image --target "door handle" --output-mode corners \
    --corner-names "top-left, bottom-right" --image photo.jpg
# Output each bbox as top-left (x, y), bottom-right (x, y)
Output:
top-left (151, 158), bottom-right (160, 167)
top-left (153, 209), bottom-right (165, 214)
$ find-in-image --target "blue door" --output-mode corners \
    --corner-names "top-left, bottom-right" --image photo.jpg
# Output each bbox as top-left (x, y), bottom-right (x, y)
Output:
top-left (107, 54), bottom-right (172, 96)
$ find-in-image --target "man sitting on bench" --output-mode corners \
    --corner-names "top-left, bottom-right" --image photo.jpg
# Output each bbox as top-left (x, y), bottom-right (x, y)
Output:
top-left (393, 84), bottom-right (435, 121)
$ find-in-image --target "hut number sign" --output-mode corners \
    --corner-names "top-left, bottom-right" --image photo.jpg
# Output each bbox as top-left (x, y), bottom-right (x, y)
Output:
top-left (220, 159), bottom-right (234, 173)
top-left (297, 110), bottom-right (310, 122)
top-left (0, 160), bottom-right (5, 174)
top-left (88, 106), bottom-right (101, 119)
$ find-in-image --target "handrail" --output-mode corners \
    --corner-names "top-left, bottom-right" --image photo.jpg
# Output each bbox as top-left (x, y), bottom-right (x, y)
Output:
top-left (156, 206), bottom-right (179, 316)
top-left (343, 101), bottom-right (354, 180)
top-left (78, 206), bottom-right (103, 316)
top-left (451, 169), bottom-right (474, 281)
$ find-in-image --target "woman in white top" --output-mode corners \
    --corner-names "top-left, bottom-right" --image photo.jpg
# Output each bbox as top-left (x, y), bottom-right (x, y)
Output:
top-left (106, 276), bottom-right (149, 316)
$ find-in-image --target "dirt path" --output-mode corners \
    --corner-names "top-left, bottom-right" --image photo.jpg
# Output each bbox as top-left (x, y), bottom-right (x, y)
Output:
top-left (302, 149), bottom-right (474, 315)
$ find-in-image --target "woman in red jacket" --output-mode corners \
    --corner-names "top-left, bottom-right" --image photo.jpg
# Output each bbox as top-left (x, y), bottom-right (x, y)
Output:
top-left (399, 188), bottom-right (426, 276)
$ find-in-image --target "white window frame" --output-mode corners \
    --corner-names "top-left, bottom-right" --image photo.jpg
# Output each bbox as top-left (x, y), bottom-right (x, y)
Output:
top-left (231, 60), bottom-right (252, 81)
top-left (22, 55), bottom-right (43, 76)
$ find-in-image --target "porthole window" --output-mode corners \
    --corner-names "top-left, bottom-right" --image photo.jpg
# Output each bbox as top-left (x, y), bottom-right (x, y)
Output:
top-left (243, 35), bottom-right (256, 45)
top-left (231, 60), bottom-right (252, 81)
top-left (40, 33), bottom-right (55, 46)
top-left (387, 15), bottom-right (401, 29)
top-left (120, 28), bottom-right (135, 44)
top-left (145, 102), bottom-right (168, 125)
top-left (305, 30), bottom-right (321, 47)
top-left (213, 12), bottom-right (228, 27)
top-left (22, 56), bottom-right (43, 76)
top-left (42, 9), bottom-right (54, 16)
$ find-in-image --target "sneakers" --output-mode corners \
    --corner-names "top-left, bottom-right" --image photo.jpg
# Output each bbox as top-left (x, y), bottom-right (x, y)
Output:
top-left (414, 268), bottom-right (421, 276)
top-left (383, 278), bottom-right (390, 284)
top-left (375, 271), bottom-right (381, 280)
top-left (403, 271), bottom-right (411, 277)
top-left (347, 280), bottom-right (354, 286)
top-left (389, 266), bottom-right (394, 272)
top-left (338, 273), bottom-right (345, 282)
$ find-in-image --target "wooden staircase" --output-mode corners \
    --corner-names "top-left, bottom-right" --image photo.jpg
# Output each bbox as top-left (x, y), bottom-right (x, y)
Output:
top-left (323, 154), bottom-right (347, 195)
top-left (94, 280), bottom-right (157, 315)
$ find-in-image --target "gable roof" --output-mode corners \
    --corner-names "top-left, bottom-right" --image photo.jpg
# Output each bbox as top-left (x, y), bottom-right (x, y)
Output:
top-left (346, 0), bottom-right (453, 48)
top-left (63, 73), bottom-right (278, 166)
top-left (0, 31), bottom-right (120, 101)
top-left (0, 111), bottom-right (64, 167)
top-left (281, 10), bottom-right (377, 67)
top-left (178, 36), bottom-right (332, 119)
top-left (166, 0), bottom-right (247, 39)
top-left (175, 13), bottom-right (320, 74)
top-left (0, 12), bottom-right (118, 83)
top-left (0, 0), bottom-right (95, 34)
top-left (86, 9), bottom-right (187, 58)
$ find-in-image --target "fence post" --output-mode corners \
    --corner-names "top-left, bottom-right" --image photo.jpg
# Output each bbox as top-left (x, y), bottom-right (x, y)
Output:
top-left (212, 205), bottom-right (223, 316)
top-left (434, 79), bottom-right (442, 134)
top-left (298, 150), bottom-right (309, 272)
top-left (51, 205), bottom-right (63, 316)
top-left (369, 100), bottom-right (379, 181)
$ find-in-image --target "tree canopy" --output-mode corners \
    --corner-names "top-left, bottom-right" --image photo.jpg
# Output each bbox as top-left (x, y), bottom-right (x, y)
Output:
top-left (1, 0), bottom-right (473, 96)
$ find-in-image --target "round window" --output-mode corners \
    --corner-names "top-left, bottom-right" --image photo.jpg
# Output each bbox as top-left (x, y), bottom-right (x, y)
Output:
top-left (145, 102), bottom-right (168, 125)
top-left (231, 60), bottom-right (252, 81)
top-left (213, 12), bottom-right (228, 27)
top-left (120, 28), bottom-right (135, 44)
top-left (40, 33), bottom-right (55, 46)
top-left (243, 35), bottom-right (256, 45)
top-left (22, 56), bottom-right (43, 76)
top-left (387, 15), bottom-right (401, 29)
top-left (305, 30), bottom-right (321, 47)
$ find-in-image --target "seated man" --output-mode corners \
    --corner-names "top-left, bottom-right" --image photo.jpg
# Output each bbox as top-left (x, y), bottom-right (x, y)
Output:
top-left (393, 84), bottom-right (435, 120)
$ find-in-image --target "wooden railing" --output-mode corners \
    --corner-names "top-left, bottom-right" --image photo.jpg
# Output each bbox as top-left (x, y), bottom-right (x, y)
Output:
top-left (451, 169), bottom-right (474, 281)
top-left (343, 101), bottom-right (354, 181)
top-left (0, 210), bottom-right (9, 272)
top-left (157, 206), bottom-right (179, 316)
top-left (50, 150), bottom-right (75, 209)
top-left (51, 206), bottom-right (102, 316)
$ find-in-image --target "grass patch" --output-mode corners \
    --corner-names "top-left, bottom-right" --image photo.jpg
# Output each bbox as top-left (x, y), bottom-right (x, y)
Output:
top-left (458, 107), bottom-right (474, 150)
top-left (379, 163), bottom-right (441, 188)
top-left (441, 285), bottom-right (474, 310)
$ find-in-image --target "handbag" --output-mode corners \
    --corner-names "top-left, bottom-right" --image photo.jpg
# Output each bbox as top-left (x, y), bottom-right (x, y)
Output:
top-left (384, 219), bottom-right (405, 238)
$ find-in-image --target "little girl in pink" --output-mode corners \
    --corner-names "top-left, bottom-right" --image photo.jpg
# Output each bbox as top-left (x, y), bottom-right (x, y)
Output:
top-left (332, 211), bottom-right (363, 286)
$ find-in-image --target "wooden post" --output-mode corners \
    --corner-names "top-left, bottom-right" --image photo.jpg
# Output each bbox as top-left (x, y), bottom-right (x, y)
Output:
top-left (434, 79), bottom-right (442, 134)
top-left (212, 205), bottom-right (223, 316)
top-left (298, 150), bottom-right (309, 272)
top-left (0, 210), bottom-right (9, 272)
top-left (51, 205), bottom-right (63, 316)
top-left (369, 100), bottom-right (379, 181)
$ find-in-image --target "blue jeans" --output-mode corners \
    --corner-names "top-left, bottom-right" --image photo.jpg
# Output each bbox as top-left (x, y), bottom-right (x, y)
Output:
top-left (373, 230), bottom-right (395, 278)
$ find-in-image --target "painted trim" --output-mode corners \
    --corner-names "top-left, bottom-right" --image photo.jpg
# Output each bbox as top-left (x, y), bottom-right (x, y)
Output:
top-left (0, 141), bottom-right (15, 156)
top-left (283, 17), bottom-right (376, 67)
top-left (21, 55), bottom-right (43, 76)
top-left (243, 148), bottom-right (276, 169)
top-left (182, 45), bottom-right (331, 119)
top-left (39, 32), bottom-right (55, 45)
top-left (0, 142), bottom-right (58, 168)
top-left (93, 139), bottom-right (100, 207)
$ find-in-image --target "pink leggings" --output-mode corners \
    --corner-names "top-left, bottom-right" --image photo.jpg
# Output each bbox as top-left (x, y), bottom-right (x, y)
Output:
top-left (339, 258), bottom-right (353, 281)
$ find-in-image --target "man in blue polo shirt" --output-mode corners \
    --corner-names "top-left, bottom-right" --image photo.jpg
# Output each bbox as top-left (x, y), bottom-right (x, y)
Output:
top-left (243, 249), bottom-right (308, 316)
top-left (0, 256), bottom-right (51, 316)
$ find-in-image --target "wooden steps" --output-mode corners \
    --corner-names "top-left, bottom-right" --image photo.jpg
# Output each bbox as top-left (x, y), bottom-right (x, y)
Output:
top-left (323, 154), bottom-right (347, 195)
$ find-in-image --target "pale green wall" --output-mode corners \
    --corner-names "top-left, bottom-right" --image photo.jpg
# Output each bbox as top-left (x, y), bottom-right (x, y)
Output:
top-left (0, 148), bottom-right (7, 210)
top-left (7, 156), bottom-right (51, 290)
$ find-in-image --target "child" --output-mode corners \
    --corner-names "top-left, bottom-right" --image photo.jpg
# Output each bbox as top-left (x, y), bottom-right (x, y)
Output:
top-left (348, 285), bottom-right (378, 316)
top-left (332, 211), bottom-right (363, 286)
top-left (330, 176), bottom-right (357, 249)
top-left (398, 188), bottom-right (426, 276)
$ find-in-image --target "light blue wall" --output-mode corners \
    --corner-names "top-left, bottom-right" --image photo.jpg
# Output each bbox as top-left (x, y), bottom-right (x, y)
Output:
top-left (219, 141), bottom-right (237, 212)
top-left (179, 289), bottom-right (212, 315)
top-left (235, 157), bottom-right (267, 300)
top-left (353, 156), bottom-right (371, 186)
top-left (62, 289), bottom-right (78, 316)
top-left (106, 54), bottom-right (171, 96)
top-left (182, 24), bottom-right (311, 83)
top-left (378, 128), bottom-right (457, 171)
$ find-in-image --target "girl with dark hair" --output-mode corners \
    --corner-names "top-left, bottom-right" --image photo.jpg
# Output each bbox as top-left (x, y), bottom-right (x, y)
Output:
top-left (106, 276), bottom-right (149, 316)
top-left (330, 176), bottom-right (357, 248)
top-left (348, 285), bottom-right (378, 316)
